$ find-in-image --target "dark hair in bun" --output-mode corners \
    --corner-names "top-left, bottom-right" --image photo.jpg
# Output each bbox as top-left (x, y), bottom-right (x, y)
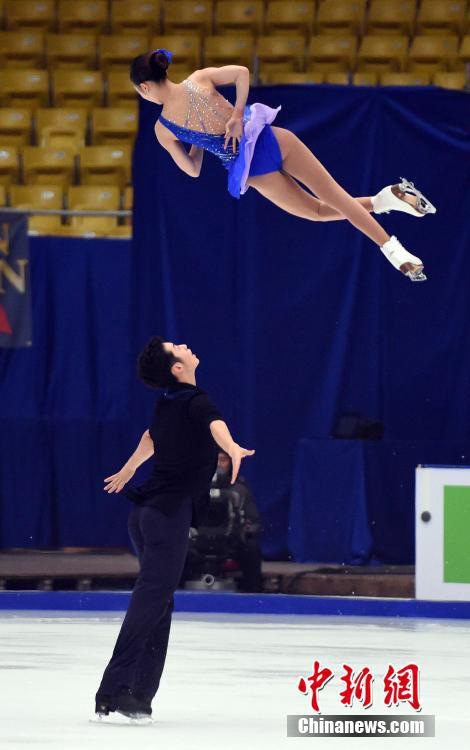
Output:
top-left (130, 50), bottom-right (169, 86)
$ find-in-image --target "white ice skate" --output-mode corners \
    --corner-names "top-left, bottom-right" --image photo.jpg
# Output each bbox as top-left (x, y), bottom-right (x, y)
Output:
top-left (372, 177), bottom-right (436, 218)
top-left (380, 235), bottom-right (427, 282)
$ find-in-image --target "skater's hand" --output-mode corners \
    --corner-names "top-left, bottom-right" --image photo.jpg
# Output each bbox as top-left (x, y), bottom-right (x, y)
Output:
top-left (227, 444), bottom-right (255, 484)
top-left (104, 465), bottom-right (135, 493)
top-left (224, 115), bottom-right (243, 154)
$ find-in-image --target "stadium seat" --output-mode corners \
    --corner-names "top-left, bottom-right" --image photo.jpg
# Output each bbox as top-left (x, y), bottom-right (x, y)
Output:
top-left (0, 70), bottom-right (49, 108)
top-left (408, 36), bottom-right (459, 73)
top-left (5, 0), bottom-right (55, 32)
top-left (316, 0), bottom-right (364, 36)
top-left (163, 1), bottom-right (213, 36)
top-left (169, 69), bottom-right (195, 84)
top-left (381, 71), bottom-right (432, 85)
top-left (10, 185), bottom-right (63, 234)
top-left (23, 147), bottom-right (75, 186)
top-left (456, 35), bottom-right (470, 70)
top-left (63, 185), bottom-right (120, 235)
top-left (256, 36), bottom-right (306, 76)
top-left (111, 0), bottom-right (160, 35)
top-left (307, 36), bottom-right (356, 73)
top-left (416, 0), bottom-right (466, 36)
top-left (53, 70), bottom-right (104, 109)
top-left (36, 108), bottom-right (87, 150)
top-left (79, 146), bottom-right (131, 188)
top-left (353, 71), bottom-right (379, 85)
top-left (259, 71), bottom-right (324, 84)
top-left (366, 0), bottom-right (416, 37)
top-left (91, 108), bottom-right (137, 146)
top-left (204, 36), bottom-right (255, 68)
top-left (150, 35), bottom-right (202, 71)
top-left (432, 71), bottom-right (466, 90)
top-left (0, 109), bottom-right (32, 146)
top-left (99, 35), bottom-right (149, 70)
top-left (0, 185), bottom-right (6, 206)
top-left (123, 185), bottom-right (132, 226)
top-left (46, 34), bottom-right (97, 69)
top-left (265, 2), bottom-right (315, 38)
top-left (214, 1), bottom-right (264, 37)
top-left (325, 71), bottom-right (349, 84)
top-left (58, 0), bottom-right (108, 34)
top-left (106, 70), bottom-right (139, 107)
top-left (0, 147), bottom-right (20, 185)
top-left (0, 31), bottom-right (45, 69)
top-left (357, 35), bottom-right (408, 73)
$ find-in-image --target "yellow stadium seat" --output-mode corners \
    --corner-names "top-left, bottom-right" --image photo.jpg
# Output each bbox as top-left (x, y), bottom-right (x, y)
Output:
top-left (111, 0), bottom-right (160, 34)
top-left (170, 69), bottom-right (196, 83)
top-left (465, 8), bottom-right (470, 36)
top-left (36, 108), bottom-right (87, 150)
top-left (432, 71), bottom-right (466, 89)
top-left (325, 71), bottom-right (349, 84)
top-left (123, 185), bottom-right (132, 226)
top-left (316, 0), bottom-right (364, 36)
top-left (357, 35), bottom-right (408, 73)
top-left (0, 70), bottom-right (49, 108)
top-left (366, 0), bottom-right (416, 37)
top-left (408, 35), bottom-right (458, 73)
top-left (58, 0), bottom-right (108, 34)
top-left (353, 71), bottom-right (379, 85)
top-left (163, 1), bottom-right (213, 36)
top-left (0, 109), bottom-right (32, 146)
top-left (307, 35), bottom-right (356, 73)
top-left (99, 34), bottom-right (149, 70)
top-left (0, 147), bottom-right (20, 185)
top-left (23, 147), bottom-right (75, 186)
top-left (5, 0), bottom-right (55, 32)
top-left (456, 35), bottom-right (470, 70)
top-left (259, 70), bottom-right (324, 84)
top-left (53, 70), bottom-right (104, 109)
top-left (0, 31), bottom-right (45, 69)
top-left (150, 35), bottom-right (202, 71)
top-left (204, 36), bottom-right (255, 68)
top-left (256, 36), bottom-right (306, 76)
top-left (91, 108), bottom-right (138, 146)
top-left (63, 185), bottom-right (120, 235)
top-left (416, 0), bottom-right (466, 36)
top-left (215, 1), bottom-right (264, 36)
top-left (265, 2), bottom-right (315, 38)
top-left (381, 71), bottom-right (431, 85)
top-left (0, 185), bottom-right (6, 206)
top-left (10, 185), bottom-right (63, 234)
top-left (107, 70), bottom-right (139, 107)
top-left (79, 145), bottom-right (131, 188)
top-left (46, 34), bottom-right (97, 69)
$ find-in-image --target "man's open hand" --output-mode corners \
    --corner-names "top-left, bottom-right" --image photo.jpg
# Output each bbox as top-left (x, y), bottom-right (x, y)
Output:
top-left (228, 444), bottom-right (255, 484)
top-left (104, 465), bottom-right (135, 493)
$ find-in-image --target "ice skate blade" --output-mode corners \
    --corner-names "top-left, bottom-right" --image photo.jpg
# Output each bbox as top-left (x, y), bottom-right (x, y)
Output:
top-left (398, 177), bottom-right (436, 216)
top-left (90, 712), bottom-right (154, 726)
top-left (405, 269), bottom-right (427, 282)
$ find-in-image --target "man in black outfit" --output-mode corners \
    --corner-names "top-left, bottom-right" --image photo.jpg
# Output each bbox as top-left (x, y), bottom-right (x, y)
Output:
top-left (94, 336), bottom-right (254, 722)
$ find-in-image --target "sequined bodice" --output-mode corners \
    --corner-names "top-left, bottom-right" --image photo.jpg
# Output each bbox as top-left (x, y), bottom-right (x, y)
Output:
top-left (158, 78), bottom-right (241, 166)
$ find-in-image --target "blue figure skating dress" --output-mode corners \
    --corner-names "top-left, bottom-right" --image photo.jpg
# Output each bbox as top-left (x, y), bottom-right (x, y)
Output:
top-left (158, 77), bottom-right (283, 199)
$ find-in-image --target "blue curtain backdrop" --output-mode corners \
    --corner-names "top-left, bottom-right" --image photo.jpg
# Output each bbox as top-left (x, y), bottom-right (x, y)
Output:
top-left (0, 84), bottom-right (469, 560)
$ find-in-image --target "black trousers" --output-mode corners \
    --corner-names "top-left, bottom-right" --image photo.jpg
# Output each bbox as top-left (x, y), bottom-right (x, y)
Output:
top-left (96, 497), bottom-right (193, 706)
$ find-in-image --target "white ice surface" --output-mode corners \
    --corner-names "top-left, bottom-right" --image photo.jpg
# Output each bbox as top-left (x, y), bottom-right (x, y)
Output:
top-left (0, 609), bottom-right (469, 749)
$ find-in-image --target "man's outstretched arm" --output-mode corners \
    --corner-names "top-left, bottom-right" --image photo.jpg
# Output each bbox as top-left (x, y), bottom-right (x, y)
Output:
top-left (210, 420), bottom-right (255, 484)
top-left (104, 430), bottom-right (155, 494)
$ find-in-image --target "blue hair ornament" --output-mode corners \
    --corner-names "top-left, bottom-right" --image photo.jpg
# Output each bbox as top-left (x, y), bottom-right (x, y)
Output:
top-left (153, 48), bottom-right (173, 64)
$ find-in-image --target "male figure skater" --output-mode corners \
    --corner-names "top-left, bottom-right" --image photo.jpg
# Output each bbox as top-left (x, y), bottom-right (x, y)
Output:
top-left (94, 336), bottom-right (254, 723)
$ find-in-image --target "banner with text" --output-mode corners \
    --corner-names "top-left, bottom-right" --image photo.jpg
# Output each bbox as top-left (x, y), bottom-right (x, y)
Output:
top-left (0, 213), bottom-right (31, 348)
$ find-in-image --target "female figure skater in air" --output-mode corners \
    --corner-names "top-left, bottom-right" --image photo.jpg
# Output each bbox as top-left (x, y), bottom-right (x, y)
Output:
top-left (130, 49), bottom-right (436, 282)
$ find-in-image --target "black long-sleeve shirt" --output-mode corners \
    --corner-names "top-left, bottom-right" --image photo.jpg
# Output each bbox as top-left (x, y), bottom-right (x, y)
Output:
top-left (125, 381), bottom-right (223, 528)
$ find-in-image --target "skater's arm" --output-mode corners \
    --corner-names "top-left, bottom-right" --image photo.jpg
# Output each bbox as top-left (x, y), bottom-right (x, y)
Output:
top-left (209, 420), bottom-right (255, 484)
top-left (155, 122), bottom-right (204, 177)
top-left (202, 66), bottom-right (250, 116)
top-left (104, 430), bottom-right (154, 494)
